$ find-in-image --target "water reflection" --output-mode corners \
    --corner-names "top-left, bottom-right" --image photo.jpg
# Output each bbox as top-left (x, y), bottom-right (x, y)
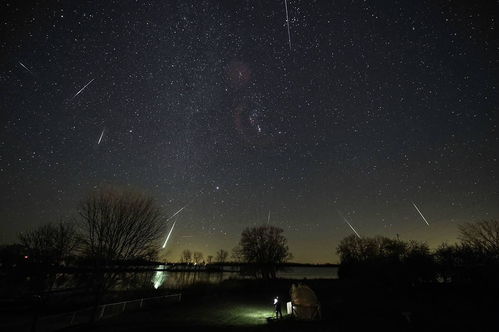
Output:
top-left (153, 270), bottom-right (232, 289)
top-left (152, 264), bottom-right (167, 289)
top-left (149, 266), bottom-right (338, 290)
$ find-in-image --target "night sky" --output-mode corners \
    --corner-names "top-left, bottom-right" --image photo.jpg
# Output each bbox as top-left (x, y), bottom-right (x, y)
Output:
top-left (1, 1), bottom-right (497, 263)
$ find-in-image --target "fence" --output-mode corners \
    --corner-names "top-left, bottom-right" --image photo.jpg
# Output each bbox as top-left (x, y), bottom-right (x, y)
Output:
top-left (34, 293), bottom-right (181, 331)
top-left (97, 293), bottom-right (181, 320)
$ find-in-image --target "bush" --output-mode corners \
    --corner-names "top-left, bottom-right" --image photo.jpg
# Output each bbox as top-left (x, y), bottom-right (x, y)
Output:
top-left (336, 235), bottom-right (436, 284)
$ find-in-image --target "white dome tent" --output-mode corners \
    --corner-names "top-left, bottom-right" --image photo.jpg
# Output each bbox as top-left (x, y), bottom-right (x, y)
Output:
top-left (287, 283), bottom-right (321, 320)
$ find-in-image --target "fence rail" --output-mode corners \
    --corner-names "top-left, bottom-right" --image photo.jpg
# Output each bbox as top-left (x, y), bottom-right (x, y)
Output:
top-left (35, 293), bottom-right (181, 331)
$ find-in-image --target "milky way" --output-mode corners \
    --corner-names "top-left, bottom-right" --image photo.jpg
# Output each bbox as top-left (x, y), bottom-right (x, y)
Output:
top-left (1, 1), bottom-right (497, 262)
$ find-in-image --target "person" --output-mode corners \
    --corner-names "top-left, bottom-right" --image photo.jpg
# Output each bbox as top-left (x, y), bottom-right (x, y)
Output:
top-left (273, 296), bottom-right (283, 319)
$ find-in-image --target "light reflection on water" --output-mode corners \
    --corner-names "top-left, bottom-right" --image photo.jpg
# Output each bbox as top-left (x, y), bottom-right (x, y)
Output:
top-left (152, 264), bottom-right (167, 289)
top-left (150, 266), bottom-right (338, 289)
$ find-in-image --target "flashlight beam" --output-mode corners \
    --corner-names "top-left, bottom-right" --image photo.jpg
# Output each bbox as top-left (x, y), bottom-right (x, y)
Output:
top-left (412, 202), bottom-right (430, 226)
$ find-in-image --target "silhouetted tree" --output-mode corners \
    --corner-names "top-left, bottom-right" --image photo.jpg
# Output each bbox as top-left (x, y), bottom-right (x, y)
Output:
top-left (181, 249), bottom-right (192, 263)
top-left (0, 244), bottom-right (26, 267)
top-left (435, 227), bottom-right (499, 284)
top-left (233, 225), bottom-right (292, 279)
top-left (337, 235), bottom-right (435, 284)
top-left (0, 244), bottom-right (28, 296)
top-left (206, 255), bottom-right (213, 264)
top-left (18, 221), bottom-right (79, 291)
top-left (337, 235), bottom-right (406, 264)
top-left (231, 247), bottom-right (243, 262)
top-left (193, 251), bottom-right (204, 264)
top-left (337, 235), bottom-right (404, 281)
top-left (216, 249), bottom-right (229, 263)
top-left (458, 220), bottom-right (499, 258)
top-left (77, 188), bottom-right (164, 319)
top-left (404, 240), bottom-right (436, 283)
top-left (18, 221), bottom-right (79, 266)
top-left (435, 243), bottom-right (461, 282)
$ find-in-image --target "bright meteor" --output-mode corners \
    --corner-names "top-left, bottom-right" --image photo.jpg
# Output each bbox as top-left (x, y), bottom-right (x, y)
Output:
top-left (412, 202), bottom-right (430, 226)
top-left (72, 78), bottom-right (94, 99)
top-left (160, 203), bottom-right (189, 248)
top-left (160, 190), bottom-right (203, 249)
top-left (97, 129), bottom-right (105, 145)
top-left (162, 219), bottom-right (177, 248)
top-left (166, 204), bottom-right (188, 221)
top-left (336, 209), bottom-right (361, 239)
top-left (344, 218), bottom-right (361, 239)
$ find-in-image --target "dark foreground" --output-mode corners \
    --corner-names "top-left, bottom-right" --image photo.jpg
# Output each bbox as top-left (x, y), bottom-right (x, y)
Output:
top-left (53, 278), bottom-right (499, 332)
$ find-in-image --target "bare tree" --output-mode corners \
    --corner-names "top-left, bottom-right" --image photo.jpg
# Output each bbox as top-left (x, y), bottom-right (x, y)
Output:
top-left (78, 188), bottom-right (164, 315)
top-left (180, 249), bottom-right (192, 263)
top-left (336, 235), bottom-right (407, 264)
top-left (231, 247), bottom-right (244, 262)
top-left (193, 251), bottom-right (204, 264)
top-left (233, 225), bottom-right (292, 279)
top-left (215, 249), bottom-right (229, 263)
top-left (18, 221), bottom-right (79, 291)
top-left (206, 255), bottom-right (213, 264)
top-left (458, 220), bottom-right (499, 256)
top-left (336, 235), bottom-right (435, 282)
top-left (19, 221), bottom-right (79, 266)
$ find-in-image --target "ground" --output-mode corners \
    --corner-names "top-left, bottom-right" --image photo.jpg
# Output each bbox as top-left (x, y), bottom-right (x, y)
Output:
top-left (64, 295), bottom-right (295, 331)
top-left (4, 279), bottom-right (499, 331)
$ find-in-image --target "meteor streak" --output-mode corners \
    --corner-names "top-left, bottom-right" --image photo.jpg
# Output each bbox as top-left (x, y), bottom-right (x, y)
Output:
top-left (160, 202), bottom-right (190, 248)
top-left (166, 204), bottom-right (188, 221)
top-left (97, 129), bottom-right (105, 145)
top-left (162, 219), bottom-right (177, 248)
top-left (19, 61), bottom-right (33, 74)
top-left (412, 202), bottom-right (430, 226)
top-left (72, 78), bottom-right (94, 99)
top-left (284, 0), bottom-right (292, 50)
top-left (160, 190), bottom-right (204, 249)
top-left (165, 189), bottom-right (202, 222)
top-left (267, 210), bottom-right (271, 224)
top-left (344, 218), bottom-right (361, 239)
top-left (336, 209), bottom-right (361, 238)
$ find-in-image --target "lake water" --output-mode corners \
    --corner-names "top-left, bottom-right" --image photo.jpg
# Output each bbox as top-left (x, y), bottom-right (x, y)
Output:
top-left (151, 266), bottom-right (338, 289)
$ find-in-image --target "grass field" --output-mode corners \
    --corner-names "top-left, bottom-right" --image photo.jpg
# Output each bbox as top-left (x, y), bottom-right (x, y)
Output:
top-left (64, 295), bottom-right (294, 331)
top-left (26, 278), bottom-right (499, 331)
